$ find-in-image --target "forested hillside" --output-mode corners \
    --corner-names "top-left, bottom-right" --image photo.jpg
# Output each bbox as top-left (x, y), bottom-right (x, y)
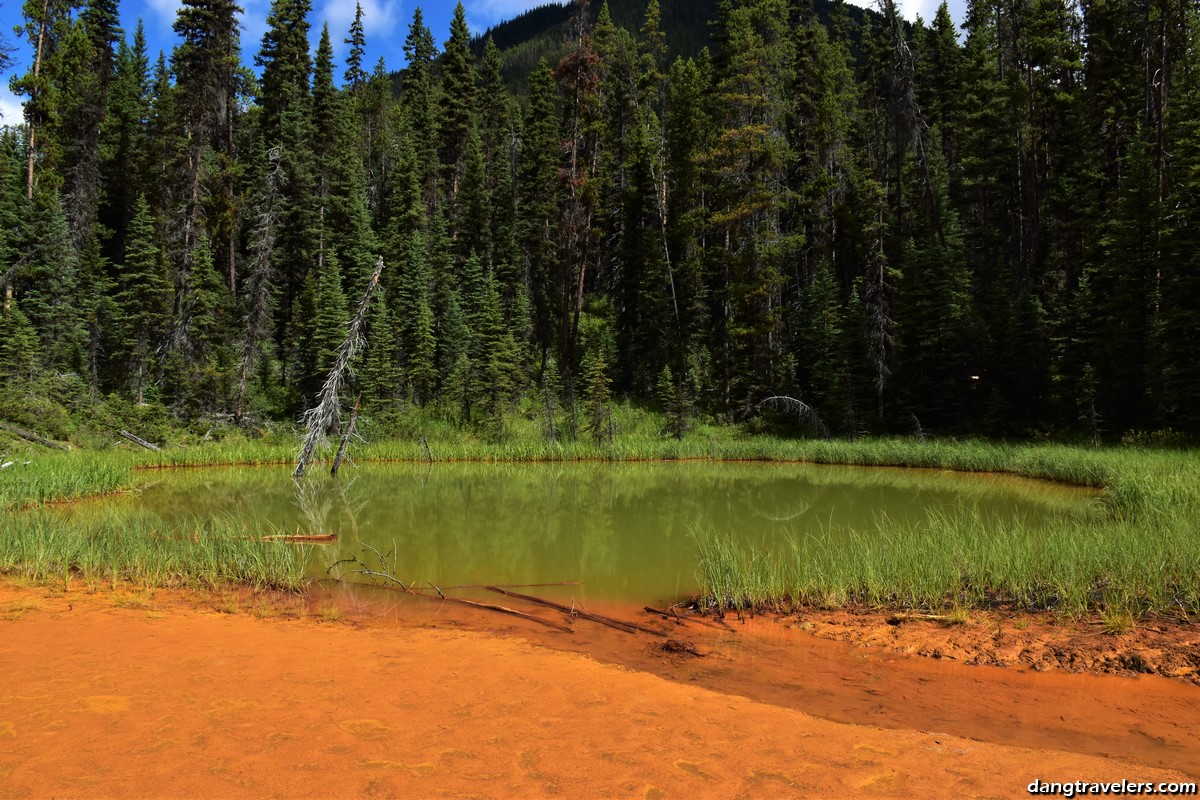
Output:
top-left (471, 0), bottom-right (873, 91)
top-left (1, 0), bottom-right (1198, 443)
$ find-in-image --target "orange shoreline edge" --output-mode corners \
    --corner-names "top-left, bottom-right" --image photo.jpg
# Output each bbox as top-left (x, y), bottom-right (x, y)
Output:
top-left (0, 581), bottom-right (1195, 799)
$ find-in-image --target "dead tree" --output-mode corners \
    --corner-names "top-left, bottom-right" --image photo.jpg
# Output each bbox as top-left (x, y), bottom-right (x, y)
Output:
top-left (294, 256), bottom-right (385, 478)
top-left (235, 147), bottom-right (283, 426)
top-left (755, 395), bottom-right (830, 439)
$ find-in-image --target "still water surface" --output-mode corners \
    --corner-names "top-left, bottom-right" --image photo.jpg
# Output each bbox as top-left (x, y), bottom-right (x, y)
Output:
top-left (109, 461), bottom-right (1097, 604)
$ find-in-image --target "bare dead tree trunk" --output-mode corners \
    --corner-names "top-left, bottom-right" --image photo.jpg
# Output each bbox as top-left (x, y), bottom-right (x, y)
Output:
top-left (235, 148), bottom-right (282, 426)
top-left (294, 256), bottom-right (385, 478)
top-left (330, 395), bottom-right (361, 477)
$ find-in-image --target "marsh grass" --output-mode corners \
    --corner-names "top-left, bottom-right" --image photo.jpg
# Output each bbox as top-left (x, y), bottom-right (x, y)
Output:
top-left (692, 495), bottom-right (1200, 618)
top-left (3, 412), bottom-right (1199, 616)
top-left (0, 511), bottom-right (309, 592)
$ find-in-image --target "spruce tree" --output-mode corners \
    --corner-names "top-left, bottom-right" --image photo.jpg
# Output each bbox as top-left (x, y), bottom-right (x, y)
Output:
top-left (360, 292), bottom-right (398, 413)
top-left (0, 300), bottom-right (40, 386)
top-left (114, 195), bottom-right (171, 402)
top-left (581, 348), bottom-right (613, 443)
top-left (342, 1), bottom-right (367, 92)
top-left (519, 59), bottom-right (562, 359)
top-left (439, 3), bottom-right (475, 205)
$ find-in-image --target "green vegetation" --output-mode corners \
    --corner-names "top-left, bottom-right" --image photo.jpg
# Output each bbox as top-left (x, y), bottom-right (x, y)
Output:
top-left (694, 504), bottom-right (1200, 618)
top-left (3, 0), bottom-right (1198, 448)
top-left (1, 413), bottom-right (1197, 618)
top-left (0, 512), bottom-right (309, 592)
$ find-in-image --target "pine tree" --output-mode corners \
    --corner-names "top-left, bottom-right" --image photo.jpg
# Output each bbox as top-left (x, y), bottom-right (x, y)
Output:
top-left (15, 191), bottom-right (84, 373)
top-left (1159, 7), bottom-right (1200, 433)
top-left (402, 8), bottom-right (439, 214)
top-left (53, 20), bottom-right (106, 247)
top-left (311, 252), bottom-right (350, 384)
top-left (656, 364), bottom-right (690, 439)
top-left (342, 1), bottom-right (367, 91)
top-left (99, 22), bottom-right (151, 265)
top-left (439, 2), bottom-right (475, 205)
top-left (256, 0), bottom-right (312, 143)
top-left (171, 0), bottom-right (242, 332)
top-left (0, 300), bottom-right (40, 386)
top-left (519, 59), bottom-right (562, 359)
top-left (11, 0), bottom-right (75, 200)
top-left (114, 195), bottom-right (171, 402)
top-left (360, 292), bottom-right (398, 413)
top-left (581, 348), bottom-right (613, 443)
top-left (794, 259), bottom-right (846, 418)
top-left (710, 0), bottom-right (792, 413)
top-left (409, 295), bottom-right (438, 405)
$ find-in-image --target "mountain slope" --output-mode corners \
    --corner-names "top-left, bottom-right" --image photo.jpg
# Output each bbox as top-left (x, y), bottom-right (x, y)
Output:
top-left (470, 0), bottom-right (874, 92)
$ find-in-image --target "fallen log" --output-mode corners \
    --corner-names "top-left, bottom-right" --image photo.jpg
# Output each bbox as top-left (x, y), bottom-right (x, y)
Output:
top-left (329, 569), bottom-right (573, 634)
top-left (119, 430), bottom-right (161, 452)
top-left (643, 605), bottom-right (732, 632)
top-left (485, 586), bottom-right (666, 637)
top-left (886, 613), bottom-right (957, 625)
top-left (0, 423), bottom-right (67, 451)
top-left (440, 596), bottom-right (574, 634)
top-left (643, 605), bottom-right (686, 625)
top-left (442, 581), bottom-right (582, 591)
top-left (260, 534), bottom-right (338, 543)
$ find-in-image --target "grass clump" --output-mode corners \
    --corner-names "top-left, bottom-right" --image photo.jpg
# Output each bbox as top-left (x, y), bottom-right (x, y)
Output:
top-left (0, 512), bottom-right (309, 592)
top-left (693, 494), bottom-right (1200, 619)
top-left (3, 413), bottom-right (1199, 620)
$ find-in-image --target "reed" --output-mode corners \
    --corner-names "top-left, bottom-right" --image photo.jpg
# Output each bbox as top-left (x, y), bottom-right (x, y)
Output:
top-left (4, 409), bottom-right (1198, 614)
top-left (0, 511), bottom-right (308, 591)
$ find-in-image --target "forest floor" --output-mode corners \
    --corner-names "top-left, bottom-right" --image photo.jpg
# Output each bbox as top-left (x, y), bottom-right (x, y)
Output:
top-left (1, 579), bottom-right (1197, 799)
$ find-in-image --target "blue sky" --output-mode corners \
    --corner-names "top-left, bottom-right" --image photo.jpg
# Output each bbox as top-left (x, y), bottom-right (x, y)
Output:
top-left (0, 0), bottom-right (967, 123)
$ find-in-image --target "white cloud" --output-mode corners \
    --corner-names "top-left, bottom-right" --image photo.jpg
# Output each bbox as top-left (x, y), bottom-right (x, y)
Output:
top-left (845, 0), bottom-right (966, 23)
top-left (318, 0), bottom-right (403, 52)
top-left (145, 0), bottom-right (184, 34)
top-left (240, 0), bottom-right (273, 54)
top-left (896, 0), bottom-right (939, 22)
top-left (465, 0), bottom-right (560, 29)
top-left (0, 86), bottom-right (25, 128)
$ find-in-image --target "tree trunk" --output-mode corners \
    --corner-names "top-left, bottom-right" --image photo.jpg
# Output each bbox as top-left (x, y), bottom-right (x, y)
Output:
top-left (25, 0), bottom-right (51, 200)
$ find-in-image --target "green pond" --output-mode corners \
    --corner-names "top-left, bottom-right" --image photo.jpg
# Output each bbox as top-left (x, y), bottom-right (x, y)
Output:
top-left (90, 462), bottom-right (1100, 605)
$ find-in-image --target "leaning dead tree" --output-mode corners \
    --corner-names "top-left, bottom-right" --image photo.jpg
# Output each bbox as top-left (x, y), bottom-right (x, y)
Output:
top-left (293, 256), bottom-right (385, 478)
top-left (755, 395), bottom-right (831, 439)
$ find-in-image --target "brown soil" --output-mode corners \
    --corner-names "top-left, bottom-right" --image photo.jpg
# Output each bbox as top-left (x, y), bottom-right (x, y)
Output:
top-left (1, 581), bottom-right (1197, 799)
top-left (767, 605), bottom-right (1200, 681)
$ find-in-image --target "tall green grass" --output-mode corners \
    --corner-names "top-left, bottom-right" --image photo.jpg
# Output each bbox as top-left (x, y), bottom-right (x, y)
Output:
top-left (0, 511), bottom-right (308, 591)
top-left (4, 411), bottom-right (1199, 614)
top-left (0, 455), bottom-right (132, 510)
top-left (694, 490), bottom-right (1200, 618)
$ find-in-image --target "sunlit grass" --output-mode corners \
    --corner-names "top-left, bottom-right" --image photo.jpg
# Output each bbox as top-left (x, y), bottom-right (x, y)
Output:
top-left (2, 405), bottom-right (1199, 615)
top-left (693, 491), bottom-right (1200, 618)
top-left (0, 511), bottom-right (309, 592)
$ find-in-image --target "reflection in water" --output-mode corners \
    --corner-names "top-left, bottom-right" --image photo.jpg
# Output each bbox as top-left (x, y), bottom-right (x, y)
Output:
top-left (73, 462), bottom-right (1099, 605)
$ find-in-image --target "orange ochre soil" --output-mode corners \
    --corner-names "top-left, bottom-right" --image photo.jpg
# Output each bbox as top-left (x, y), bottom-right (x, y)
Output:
top-left (0, 581), bottom-right (1196, 800)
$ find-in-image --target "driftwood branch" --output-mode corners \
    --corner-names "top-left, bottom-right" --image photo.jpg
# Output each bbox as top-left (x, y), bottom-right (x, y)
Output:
top-left (441, 595), bottom-right (573, 632)
top-left (326, 554), bottom-right (573, 633)
top-left (119, 430), bottom-right (161, 452)
top-left (0, 423), bottom-right (67, 451)
top-left (485, 586), bottom-right (667, 637)
top-left (260, 533), bottom-right (337, 543)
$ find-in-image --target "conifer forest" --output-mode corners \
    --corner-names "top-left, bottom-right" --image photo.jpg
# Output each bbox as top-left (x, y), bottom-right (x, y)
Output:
top-left (1, 0), bottom-right (1199, 442)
